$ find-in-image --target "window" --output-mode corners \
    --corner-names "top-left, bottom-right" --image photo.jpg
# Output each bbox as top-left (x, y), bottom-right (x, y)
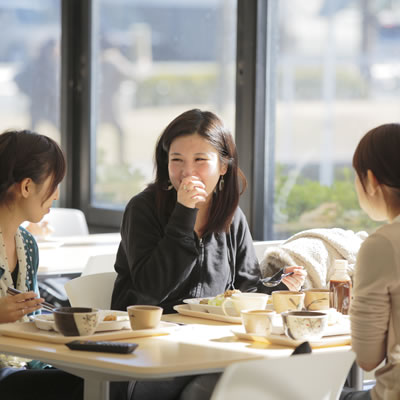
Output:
top-left (91, 0), bottom-right (237, 212)
top-left (268, 0), bottom-right (400, 239)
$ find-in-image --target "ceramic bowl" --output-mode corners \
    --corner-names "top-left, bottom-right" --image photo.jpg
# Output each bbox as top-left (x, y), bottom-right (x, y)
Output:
top-left (53, 307), bottom-right (99, 336)
top-left (281, 311), bottom-right (328, 341)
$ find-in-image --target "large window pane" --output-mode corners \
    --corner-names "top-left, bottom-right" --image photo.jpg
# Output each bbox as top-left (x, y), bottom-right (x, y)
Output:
top-left (93, 0), bottom-right (237, 208)
top-left (0, 0), bottom-right (61, 142)
top-left (272, 0), bottom-right (400, 239)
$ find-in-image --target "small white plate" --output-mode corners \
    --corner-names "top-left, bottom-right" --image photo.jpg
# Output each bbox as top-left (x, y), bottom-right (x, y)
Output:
top-left (31, 314), bottom-right (54, 331)
top-left (32, 310), bottom-right (130, 332)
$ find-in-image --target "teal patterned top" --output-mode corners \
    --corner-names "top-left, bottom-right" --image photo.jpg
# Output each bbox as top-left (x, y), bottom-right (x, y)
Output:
top-left (0, 226), bottom-right (45, 369)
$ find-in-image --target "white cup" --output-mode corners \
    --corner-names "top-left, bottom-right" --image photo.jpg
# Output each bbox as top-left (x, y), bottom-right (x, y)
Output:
top-left (241, 309), bottom-right (276, 336)
top-left (221, 292), bottom-right (269, 316)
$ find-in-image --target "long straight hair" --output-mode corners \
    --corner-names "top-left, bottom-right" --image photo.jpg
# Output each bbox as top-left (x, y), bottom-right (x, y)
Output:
top-left (148, 109), bottom-right (246, 234)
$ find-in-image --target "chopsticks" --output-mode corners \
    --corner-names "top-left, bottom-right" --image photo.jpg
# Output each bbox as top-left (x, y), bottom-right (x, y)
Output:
top-left (7, 287), bottom-right (55, 312)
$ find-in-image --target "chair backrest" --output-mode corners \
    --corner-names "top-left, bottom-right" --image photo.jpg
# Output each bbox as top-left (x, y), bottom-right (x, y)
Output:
top-left (253, 240), bottom-right (284, 262)
top-left (64, 272), bottom-right (117, 309)
top-left (44, 208), bottom-right (89, 237)
top-left (81, 253), bottom-right (116, 276)
top-left (210, 351), bottom-right (356, 400)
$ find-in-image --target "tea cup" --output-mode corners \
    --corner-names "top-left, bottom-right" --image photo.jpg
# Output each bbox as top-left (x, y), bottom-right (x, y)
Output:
top-left (241, 309), bottom-right (276, 336)
top-left (127, 305), bottom-right (163, 330)
top-left (53, 307), bottom-right (99, 336)
top-left (304, 289), bottom-right (330, 310)
top-left (221, 292), bottom-right (268, 316)
top-left (271, 290), bottom-right (305, 313)
top-left (281, 311), bottom-right (328, 341)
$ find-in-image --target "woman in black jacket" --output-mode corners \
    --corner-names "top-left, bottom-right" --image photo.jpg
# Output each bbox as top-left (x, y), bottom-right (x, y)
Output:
top-left (111, 109), bottom-right (305, 400)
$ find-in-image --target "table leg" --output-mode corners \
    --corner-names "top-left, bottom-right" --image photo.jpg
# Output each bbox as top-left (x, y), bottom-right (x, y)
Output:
top-left (347, 362), bottom-right (364, 390)
top-left (84, 379), bottom-right (110, 400)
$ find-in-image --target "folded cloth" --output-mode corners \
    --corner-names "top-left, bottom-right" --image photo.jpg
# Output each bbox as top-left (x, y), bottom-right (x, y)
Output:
top-left (259, 228), bottom-right (368, 289)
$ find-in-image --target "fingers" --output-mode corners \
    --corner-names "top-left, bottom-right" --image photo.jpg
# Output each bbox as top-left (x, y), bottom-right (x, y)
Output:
top-left (177, 177), bottom-right (207, 208)
top-left (282, 266), bottom-right (307, 291)
top-left (0, 292), bottom-right (44, 323)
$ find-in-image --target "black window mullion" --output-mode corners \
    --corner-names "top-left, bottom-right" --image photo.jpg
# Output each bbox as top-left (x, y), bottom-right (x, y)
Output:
top-left (60, 0), bottom-right (91, 211)
top-left (236, 0), bottom-right (275, 240)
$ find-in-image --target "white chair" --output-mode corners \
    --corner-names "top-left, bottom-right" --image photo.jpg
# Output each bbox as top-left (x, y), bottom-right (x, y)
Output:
top-left (64, 272), bottom-right (117, 309)
top-left (81, 253), bottom-right (116, 276)
top-left (43, 207), bottom-right (89, 236)
top-left (253, 240), bottom-right (283, 262)
top-left (210, 351), bottom-right (356, 400)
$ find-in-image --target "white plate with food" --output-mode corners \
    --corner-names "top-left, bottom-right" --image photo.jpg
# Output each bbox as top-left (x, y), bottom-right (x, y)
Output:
top-left (183, 290), bottom-right (242, 316)
top-left (32, 310), bottom-right (130, 332)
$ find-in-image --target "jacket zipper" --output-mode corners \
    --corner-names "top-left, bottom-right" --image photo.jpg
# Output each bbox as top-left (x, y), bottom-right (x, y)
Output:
top-left (195, 238), bottom-right (204, 297)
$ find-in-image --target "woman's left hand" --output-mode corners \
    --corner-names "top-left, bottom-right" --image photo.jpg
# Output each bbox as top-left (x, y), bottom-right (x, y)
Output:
top-left (282, 266), bottom-right (306, 291)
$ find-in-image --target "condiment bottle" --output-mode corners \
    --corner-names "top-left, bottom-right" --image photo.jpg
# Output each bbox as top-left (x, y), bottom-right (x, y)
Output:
top-left (329, 259), bottom-right (352, 315)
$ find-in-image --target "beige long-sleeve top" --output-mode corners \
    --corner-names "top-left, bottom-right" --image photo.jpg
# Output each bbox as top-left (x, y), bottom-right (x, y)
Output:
top-left (351, 215), bottom-right (400, 400)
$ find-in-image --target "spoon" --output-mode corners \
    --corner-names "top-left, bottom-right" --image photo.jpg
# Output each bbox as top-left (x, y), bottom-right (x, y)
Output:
top-left (260, 271), bottom-right (294, 287)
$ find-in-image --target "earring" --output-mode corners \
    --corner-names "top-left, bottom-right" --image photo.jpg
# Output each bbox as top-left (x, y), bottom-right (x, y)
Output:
top-left (218, 176), bottom-right (224, 191)
top-left (167, 179), bottom-right (173, 190)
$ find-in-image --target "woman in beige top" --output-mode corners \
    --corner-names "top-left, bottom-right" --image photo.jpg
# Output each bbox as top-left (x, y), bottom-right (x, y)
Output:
top-left (342, 123), bottom-right (400, 400)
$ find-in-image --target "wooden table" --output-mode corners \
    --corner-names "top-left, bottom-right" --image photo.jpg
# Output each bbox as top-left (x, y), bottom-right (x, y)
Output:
top-left (0, 313), bottom-right (352, 400)
top-left (37, 233), bottom-right (121, 277)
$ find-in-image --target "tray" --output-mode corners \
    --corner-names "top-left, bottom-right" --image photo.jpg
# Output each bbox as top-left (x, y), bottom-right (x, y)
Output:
top-left (231, 327), bottom-right (351, 348)
top-left (0, 321), bottom-right (177, 344)
top-left (174, 304), bottom-right (242, 324)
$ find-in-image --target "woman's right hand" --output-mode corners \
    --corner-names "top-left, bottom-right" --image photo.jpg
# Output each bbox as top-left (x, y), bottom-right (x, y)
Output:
top-left (0, 292), bottom-right (44, 323)
top-left (177, 176), bottom-right (207, 208)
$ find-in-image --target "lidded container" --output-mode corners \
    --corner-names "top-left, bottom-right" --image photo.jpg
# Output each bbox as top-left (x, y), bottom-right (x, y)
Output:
top-left (329, 259), bottom-right (352, 315)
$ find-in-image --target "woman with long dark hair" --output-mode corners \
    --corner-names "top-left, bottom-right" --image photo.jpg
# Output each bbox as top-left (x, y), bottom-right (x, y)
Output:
top-left (112, 109), bottom-right (305, 400)
top-left (112, 109), bottom-right (304, 314)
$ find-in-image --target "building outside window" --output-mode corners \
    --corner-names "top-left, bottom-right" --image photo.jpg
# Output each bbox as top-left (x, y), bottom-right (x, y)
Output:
top-left (269, 0), bottom-right (400, 239)
top-left (0, 0), bottom-right (61, 144)
top-left (92, 0), bottom-right (237, 209)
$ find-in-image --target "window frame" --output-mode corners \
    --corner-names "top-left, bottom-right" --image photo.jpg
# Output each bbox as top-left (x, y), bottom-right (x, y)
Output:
top-left (60, 0), bottom-right (273, 236)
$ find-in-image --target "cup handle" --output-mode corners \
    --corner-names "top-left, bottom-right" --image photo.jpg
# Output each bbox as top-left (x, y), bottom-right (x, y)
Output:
top-left (221, 298), bottom-right (233, 316)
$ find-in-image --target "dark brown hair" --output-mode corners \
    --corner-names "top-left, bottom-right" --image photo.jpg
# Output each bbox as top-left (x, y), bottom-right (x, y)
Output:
top-left (353, 123), bottom-right (400, 197)
top-left (0, 130), bottom-right (66, 205)
top-left (149, 109), bottom-right (247, 234)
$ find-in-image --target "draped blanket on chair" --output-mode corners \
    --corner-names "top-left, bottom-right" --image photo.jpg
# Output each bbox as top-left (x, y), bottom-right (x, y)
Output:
top-left (259, 228), bottom-right (368, 288)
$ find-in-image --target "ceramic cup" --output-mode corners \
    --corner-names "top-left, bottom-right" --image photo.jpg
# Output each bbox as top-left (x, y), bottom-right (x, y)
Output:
top-left (281, 311), bottom-right (328, 341)
top-left (304, 289), bottom-right (330, 311)
top-left (241, 309), bottom-right (276, 336)
top-left (271, 291), bottom-right (305, 314)
top-left (221, 292), bottom-right (269, 316)
top-left (53, 307), bottom-right (99, 337)
top-left (127, 305), bottom-right (163, 330)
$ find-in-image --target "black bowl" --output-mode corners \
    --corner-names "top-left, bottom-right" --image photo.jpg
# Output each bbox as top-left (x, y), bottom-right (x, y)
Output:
top-left (53, 307), bottom-right (99, 336)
